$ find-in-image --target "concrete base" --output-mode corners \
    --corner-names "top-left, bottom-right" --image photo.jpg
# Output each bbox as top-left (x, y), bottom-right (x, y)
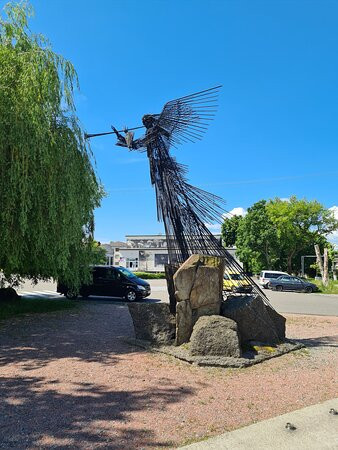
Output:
top-left (180, 398), bottom-right (338, 449)
top-left (124, 338), bottom-right (304, 368)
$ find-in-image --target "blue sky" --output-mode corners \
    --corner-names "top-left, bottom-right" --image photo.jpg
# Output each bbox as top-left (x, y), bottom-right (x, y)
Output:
top-left (25, 0), bottom-right (338, 242)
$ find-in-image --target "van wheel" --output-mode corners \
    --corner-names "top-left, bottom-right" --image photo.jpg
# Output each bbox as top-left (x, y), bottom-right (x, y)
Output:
top-left (275, 285), bottom-right (283, 292)
top-left (125, 290), bottom-right (137, 302)
top-left (65, 290), bottom-right (78, 300)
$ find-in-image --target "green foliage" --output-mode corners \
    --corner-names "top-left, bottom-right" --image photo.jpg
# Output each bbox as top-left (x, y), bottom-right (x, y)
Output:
top-left (133, 272), bottom-right (166, 279)
top-left (267, 196), bottom-right (337, 273)
top-left (235, 200), bottom-right (279, 273)
top-left (0, 296), bottom-right (76, 321)
top-left (307, 279), bottom-right (338, 295)
top-left (90, 241), bottom-right (107, 265)
top-left (235, 197), bottom-right (338, 274)
top-left (0, 2), bottom-right (104, 289)
top-left (221, 215), bottom-right (243, 247)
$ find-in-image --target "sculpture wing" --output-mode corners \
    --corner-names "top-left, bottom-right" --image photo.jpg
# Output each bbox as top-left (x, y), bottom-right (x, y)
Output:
top-left (156, 85), bottom-right (221, 147)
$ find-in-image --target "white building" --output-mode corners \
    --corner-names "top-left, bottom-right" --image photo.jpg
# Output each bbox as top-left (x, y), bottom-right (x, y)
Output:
top-left (102, 234), bottom-right (238, 272)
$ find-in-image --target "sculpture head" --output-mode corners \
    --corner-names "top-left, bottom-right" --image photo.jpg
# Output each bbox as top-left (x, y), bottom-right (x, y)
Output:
top-left (142, 114), bottom-right (157, 128)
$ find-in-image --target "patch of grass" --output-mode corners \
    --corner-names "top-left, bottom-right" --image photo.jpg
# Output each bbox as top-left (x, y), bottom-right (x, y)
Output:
top-left (290, 348), bottom-right (310, 358)
top-left (180, 342), bottom-right (190, 350)
top-left (308, 279), bottom-right (338, 294)
top-left (0, 297), bottom-right (77, 321)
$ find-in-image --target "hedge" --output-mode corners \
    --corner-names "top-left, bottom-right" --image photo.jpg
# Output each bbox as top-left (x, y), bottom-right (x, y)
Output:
top-left (133, 272), bottom-right (166, 279)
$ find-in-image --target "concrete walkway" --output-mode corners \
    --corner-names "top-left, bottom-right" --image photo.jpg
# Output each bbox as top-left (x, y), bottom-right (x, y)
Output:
top-left (180, 399), bottom-right (338, 449)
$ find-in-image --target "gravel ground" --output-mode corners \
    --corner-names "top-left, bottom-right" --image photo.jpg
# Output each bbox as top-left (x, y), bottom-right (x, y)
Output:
top-left (0, 301), bottom-right (337, 449)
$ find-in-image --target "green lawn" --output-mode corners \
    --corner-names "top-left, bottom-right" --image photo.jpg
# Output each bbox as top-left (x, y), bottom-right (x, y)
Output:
top-left (0, 296), bottom-right (77, 321)
top-left (309, 279), bottom-right (338, 294)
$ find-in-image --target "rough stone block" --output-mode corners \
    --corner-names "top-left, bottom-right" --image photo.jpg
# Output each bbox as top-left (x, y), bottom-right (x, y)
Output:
top-left (221, 295), bottom-right (284, 344)
top-left (265, 304), bottom-right (286, 341)
top-left (173, 254), bottom-right (225, 344)
top-left (190, 315), bottom-right (241, 357)
top-left (128, 303), bottom-right (175, 345)
top-left (190, 265), bottom-right (221, 309)
top-left (175, 300), bottom-right (193, 345)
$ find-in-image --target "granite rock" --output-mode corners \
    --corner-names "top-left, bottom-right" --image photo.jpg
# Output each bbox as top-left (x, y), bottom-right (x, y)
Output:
top-left (221, 295), bottom-right (285, 344)
top-left (190, 315), bottom-right (241, 357)
top-left (128, 303), bottom-right (175, 345)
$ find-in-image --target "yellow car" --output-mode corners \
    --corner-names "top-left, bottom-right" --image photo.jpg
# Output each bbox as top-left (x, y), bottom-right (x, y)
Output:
top-left (223, 271), bottom-right (253, 294)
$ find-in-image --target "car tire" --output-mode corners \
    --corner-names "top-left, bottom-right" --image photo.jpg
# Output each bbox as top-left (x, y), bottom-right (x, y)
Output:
top-left (65, 290), bottom-right (78, 300)
top-left (125, 289), bottom-right (137, 302)
top-left (275, 285), bottom-right (283, 292)
top-left (305, 286), bottom-right (313, 293)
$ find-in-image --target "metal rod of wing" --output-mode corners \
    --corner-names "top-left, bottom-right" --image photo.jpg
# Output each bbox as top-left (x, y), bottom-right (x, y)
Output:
top-left (84, 125), bottom-right (145, 140)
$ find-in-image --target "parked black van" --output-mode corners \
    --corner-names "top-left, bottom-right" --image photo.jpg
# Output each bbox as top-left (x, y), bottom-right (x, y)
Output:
top-left (57, 265), bottom-right (151, 301)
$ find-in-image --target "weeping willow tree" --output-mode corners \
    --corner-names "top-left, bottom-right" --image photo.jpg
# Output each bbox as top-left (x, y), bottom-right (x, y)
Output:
top-left (0, 2), bottom-right (104, 289)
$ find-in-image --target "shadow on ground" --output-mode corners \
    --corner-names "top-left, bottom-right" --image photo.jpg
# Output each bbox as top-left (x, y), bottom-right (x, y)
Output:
top-left (295, 335), bottom-right (338, 348)
top-left (0, 375), bottom-right (194, 448)
top-left (0, 303), bottom-right (137, 369)
top-left (0, 302), bottom-right (196, 448)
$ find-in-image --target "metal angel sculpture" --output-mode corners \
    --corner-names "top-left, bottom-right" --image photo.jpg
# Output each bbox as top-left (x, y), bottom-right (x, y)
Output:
top-left (109, 86), bottom-right (271, 309)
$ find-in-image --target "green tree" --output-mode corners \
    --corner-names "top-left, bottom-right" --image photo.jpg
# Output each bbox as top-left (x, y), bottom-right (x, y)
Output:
top-left (267, 196), bottom-right (337, 273)
top-left (91, 241), bottom-right (107, 265)
top-left (235, 197), bottom-right (338, 274)
top-left (235, 200), bottom-right (279, 273)
top-left (221, 215), bottom-right (243, 247)
top-left (0, 2), bottom-right (104, 290)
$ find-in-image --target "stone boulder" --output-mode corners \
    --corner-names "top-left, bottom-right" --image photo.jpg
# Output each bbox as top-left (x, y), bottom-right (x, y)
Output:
top-left (173, 254), bottom-right (225, 345)
top-left (190, 315), bottom-right (241, 357)
top-left (175, 300), bottom-right (192, 346)
top-left (128, 303), bottom-right (175, 345)
top-left (265, 303), bottom-right (286, 342)
top-left (221, 295), bottom-right (285, 345)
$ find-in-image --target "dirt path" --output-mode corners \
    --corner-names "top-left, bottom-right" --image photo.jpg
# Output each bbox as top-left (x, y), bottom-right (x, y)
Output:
top-left (0, 301), bottom-right (337, 449)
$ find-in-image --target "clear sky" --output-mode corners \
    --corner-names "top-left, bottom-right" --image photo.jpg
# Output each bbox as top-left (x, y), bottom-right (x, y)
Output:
top-left (25, 0), bottom-right (338, 242)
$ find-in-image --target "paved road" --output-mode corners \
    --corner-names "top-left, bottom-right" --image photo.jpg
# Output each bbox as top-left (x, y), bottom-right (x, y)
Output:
top-left (17, 278), bottom-right (338, 316)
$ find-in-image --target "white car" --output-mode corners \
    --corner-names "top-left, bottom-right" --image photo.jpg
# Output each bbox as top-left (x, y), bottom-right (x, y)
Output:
top-left (259, 270), bottom-right (289, 288)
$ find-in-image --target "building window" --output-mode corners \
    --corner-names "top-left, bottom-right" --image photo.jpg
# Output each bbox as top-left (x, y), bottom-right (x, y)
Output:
top-left (126, 258), bottom-right (139, 270)
top-left (106, 256), bottom-right (114, 265)
top-left (154, 254), bottom-right (168, 266)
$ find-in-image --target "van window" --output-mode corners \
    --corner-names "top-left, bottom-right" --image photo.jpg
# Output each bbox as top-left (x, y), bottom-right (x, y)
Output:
top-left (265, 272), bottom-right (284, 279)
top-left (117, 267), bottom-right (137, 280)
top-left (94, 268), bottom-right (116, 280)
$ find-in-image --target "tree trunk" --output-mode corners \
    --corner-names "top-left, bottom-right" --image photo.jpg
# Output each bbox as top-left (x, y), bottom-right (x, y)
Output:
top-left (287, 249), bottom-right (296, 274)
top-left (264, 242), bottom-right (270, 268)
top-left (323, 247), bottom-right (329, 286)
top-left (287, 255), bottom-right (293, 274)
top-left (314, 244), bottom-right (324, 279)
